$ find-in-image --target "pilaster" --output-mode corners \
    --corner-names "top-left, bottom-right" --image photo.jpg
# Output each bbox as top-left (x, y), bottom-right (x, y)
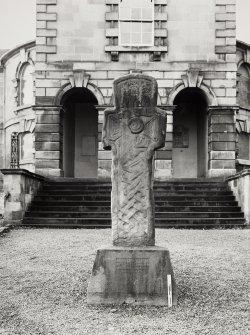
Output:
top-left (208, 106), bottom-right (237, 178)
top-left (154, 105), bottom-right (175, 180)
top-left (34, 106), bottom-right (63, 177)
top-left (215, 0), bottom-right (236, 62)
top-left (97, 106), bottom-right (112, 179)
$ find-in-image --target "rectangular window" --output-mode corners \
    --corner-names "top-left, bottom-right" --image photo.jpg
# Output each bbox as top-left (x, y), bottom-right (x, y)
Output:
top-left (119, 0), bottom-right (154, 46)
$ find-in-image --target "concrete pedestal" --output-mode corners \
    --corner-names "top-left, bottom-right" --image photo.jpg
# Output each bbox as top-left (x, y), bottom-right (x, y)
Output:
top-left (87, 246), bottom-right (177, 306)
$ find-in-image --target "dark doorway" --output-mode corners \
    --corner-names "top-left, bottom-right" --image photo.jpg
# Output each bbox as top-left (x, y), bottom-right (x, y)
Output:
top-left (61, 88), bottom-right (98, 178)
top-left (173, 88), bottom-right (208, 178)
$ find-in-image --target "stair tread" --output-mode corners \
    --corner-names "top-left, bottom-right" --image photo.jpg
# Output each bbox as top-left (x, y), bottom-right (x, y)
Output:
top-left (26, 211), bottom-right (242, 215)
top-left (23, 179), bottom-right (246, 229)
top-left (25, 216), bottom-right (244, 221)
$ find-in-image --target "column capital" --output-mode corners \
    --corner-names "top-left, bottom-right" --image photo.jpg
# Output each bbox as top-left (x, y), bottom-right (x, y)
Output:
top-left (33, 105), bottom-right (62, 115)
top-left (208, 105), bottom-right (239, 114)
top-left (158, 105), bottom-right (177, 116)
top-left (33, 105), bottom-right (62, 111)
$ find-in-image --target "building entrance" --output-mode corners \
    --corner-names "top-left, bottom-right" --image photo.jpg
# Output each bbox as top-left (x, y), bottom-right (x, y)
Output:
top-left (172, 88), bottom-right (208, 178)
top-left (61, 88), bottom-right (98, 178)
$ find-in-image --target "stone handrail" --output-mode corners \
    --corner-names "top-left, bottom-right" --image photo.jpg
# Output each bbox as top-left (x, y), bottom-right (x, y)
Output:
top-left (0, 169), bottom-right (45, 226)
top-left (227, 169), bottom-right (250, 225)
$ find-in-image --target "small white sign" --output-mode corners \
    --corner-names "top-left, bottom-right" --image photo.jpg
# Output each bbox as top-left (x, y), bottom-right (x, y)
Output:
top-left (167, 274), bottom-right (172, 307)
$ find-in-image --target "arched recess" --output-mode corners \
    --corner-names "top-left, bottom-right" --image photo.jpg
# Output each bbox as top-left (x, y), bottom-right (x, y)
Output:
top-left (237, 60), bottom-right (250, 75)
top-left (14, 59), bottom-right (35, 106)
top-left (54, 82), bottom-right (105, 106)
top-left (237, 62), bottom-right (250, 108)
top-left (168, 82), bottom-right (217, 106)
top-left (171, 87), bottom-right (209, 178)
top-left (60, 87), bottom-right (99, 178)
top-left (236, 62), bottom-right (250, 163)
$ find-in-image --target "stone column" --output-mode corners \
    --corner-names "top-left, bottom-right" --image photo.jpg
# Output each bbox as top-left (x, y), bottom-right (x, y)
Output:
top-left (97, 106), bottom-right (112, 179)
top-left (154, 106), bottom-right (175, 180)
top-left (87, 74), bottom-right (177, 306)
top-left (34, 106), bottom-right (63, 177)
top-left (208, 106), bottom-right (237, 178)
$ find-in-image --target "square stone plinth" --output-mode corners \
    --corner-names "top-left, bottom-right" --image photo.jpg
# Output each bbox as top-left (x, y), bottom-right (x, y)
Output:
top-left (87, 246), bottom-right (177, 306)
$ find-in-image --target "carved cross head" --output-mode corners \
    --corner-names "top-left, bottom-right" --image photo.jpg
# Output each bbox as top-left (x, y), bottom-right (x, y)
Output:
top-left (103, 74), bottom-right (166, 152)
top-left (114, 74), bottom-right (158, 109)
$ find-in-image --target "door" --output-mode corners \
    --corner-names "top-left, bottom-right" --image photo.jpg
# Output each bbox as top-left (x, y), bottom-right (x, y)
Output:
top-left (172, 108), bottom-right (198, 178)
top-left (74, 103), bottom-right (98, 178)
top-left (63, 103), bottom-right (98, 178)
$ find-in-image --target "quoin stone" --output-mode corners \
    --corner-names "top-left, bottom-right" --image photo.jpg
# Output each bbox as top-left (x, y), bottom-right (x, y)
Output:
top-left (87, 74), bottom-right (177, 306)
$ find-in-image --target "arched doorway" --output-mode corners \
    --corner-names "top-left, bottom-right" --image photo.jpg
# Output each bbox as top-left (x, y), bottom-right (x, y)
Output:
top-left (173, 88), bottom-right (208, 178)
top-left (61, 87), bottom-right (98, 178)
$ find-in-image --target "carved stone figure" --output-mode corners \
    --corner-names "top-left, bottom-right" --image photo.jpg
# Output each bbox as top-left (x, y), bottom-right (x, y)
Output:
top-left (87, 74), bottom-right (177, 306)
top-left (102, 74), bottom-right (166, 246)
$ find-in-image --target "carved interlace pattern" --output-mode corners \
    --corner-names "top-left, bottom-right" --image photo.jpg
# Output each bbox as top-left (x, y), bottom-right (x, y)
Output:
top-left (118, 150), bottom-right (147, 236)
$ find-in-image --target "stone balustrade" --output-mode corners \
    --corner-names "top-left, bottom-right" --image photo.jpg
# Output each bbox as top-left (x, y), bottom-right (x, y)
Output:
top-left (227, 169), bottom-right (250, 225)
top-left (0, 169), bottom-right (45, 226)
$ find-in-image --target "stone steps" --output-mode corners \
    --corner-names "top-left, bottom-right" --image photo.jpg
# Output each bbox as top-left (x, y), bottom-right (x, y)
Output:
top-left (33, 196), bottom-right (236, 203)
top-left (35, 190), bottom-right (233, 199)
top-left (25, 211), bottom-right (244, 218)
top-left (28, 205), bottom-right (241, 212)
top-left (22, 179), bottom-right (246, 229)
top-left (30, 200), bottom-right (239, 207)
top-left (22, 217), bottom-right (245, 229)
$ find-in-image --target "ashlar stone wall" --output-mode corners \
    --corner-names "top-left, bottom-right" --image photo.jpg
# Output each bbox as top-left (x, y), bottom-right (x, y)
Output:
top-left (34, 0), bottom-right (237, 178)
top-left (0, 43), bottom-right (36, 173)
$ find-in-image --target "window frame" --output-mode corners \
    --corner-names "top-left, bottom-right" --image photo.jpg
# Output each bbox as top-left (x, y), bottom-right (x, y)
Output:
top-left (19, 63), bottom-right (34, 106)
top-left (105, 0), bottom-right (168, 61)
top-left (118, 0), bottom-right (154, 47)
top-left (14, 59), bottom-right (35, 108)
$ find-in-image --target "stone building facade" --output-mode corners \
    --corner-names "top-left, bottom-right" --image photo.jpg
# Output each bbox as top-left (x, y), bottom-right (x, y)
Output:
top-left (0, 0), bottom-right (250, 182)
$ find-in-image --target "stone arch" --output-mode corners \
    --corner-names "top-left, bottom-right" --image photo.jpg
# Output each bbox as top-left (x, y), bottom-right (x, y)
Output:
top-left (168, 82), bottom-right (217, 106)
top-left (171, 86), bottom-right (209, 178)
top-left (15, 58), bottom-right (35, 79)
top-left (14, 58), bottom-right (35, 106)
top-left (237, 61), bottom-right (250, 109)
top-left (237, 61), bottom-right (250, 77)
top-left (54, 82), bottom-right (105, 106)
top-left (59, 85), bottom-right (100, 178)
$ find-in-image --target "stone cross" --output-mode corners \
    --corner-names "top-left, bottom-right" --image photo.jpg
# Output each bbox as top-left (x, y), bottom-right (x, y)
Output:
top-left (102, 74), bottom-right (167, 246)
top-left (88, 74), bottom-right (177, 306)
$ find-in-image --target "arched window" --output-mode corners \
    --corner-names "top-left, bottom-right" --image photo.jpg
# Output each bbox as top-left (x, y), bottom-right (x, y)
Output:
top-left (236, 63), bottom-right (250, 164)
top-left (119, 0), bottom-right (154, 46)
top-left (237, 63), bottom-right (250, 109)
top-left (19, 63), bottom-right (34, 106)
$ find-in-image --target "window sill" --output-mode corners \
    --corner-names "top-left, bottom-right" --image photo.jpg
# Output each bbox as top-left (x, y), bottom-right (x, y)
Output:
top-left (105, 45), bottom-right (168, 61)
top-left (105, 45), bottom-right (168, 52)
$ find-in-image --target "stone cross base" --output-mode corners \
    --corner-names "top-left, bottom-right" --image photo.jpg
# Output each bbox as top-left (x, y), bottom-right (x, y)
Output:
top-left (87, 246), bottom-right (177, 306)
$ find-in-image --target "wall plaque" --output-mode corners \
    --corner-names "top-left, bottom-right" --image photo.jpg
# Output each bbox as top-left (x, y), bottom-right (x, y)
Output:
top-left (81, 136), bottom-right (96, 156)
top-left (173, 125), bottom-right (189, 148)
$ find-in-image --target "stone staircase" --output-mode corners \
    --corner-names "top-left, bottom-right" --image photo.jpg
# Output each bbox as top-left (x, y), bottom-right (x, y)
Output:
top-left (22, 179), bottom-right (246, 229)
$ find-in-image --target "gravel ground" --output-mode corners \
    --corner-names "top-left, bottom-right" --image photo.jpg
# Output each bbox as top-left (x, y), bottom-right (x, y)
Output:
top-left (0, 228), bottom-right (249, 335)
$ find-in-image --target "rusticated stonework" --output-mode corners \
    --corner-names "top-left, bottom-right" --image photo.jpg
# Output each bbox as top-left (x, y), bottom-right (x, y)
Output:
top-left (102, 74), bottom-right (167, 246)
